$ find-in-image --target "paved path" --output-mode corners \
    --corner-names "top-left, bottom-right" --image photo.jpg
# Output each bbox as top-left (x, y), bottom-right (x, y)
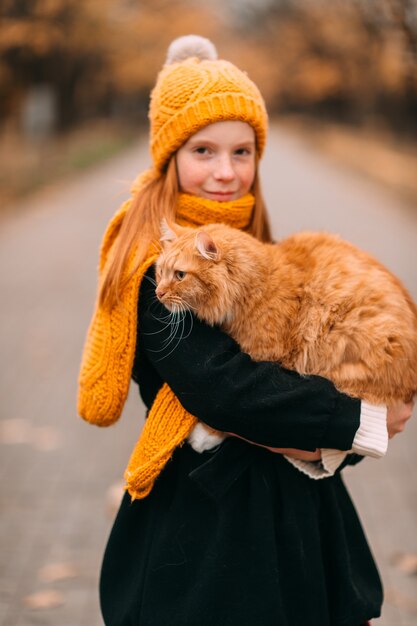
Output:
top-left (0, 123), bottom-right (416, 625)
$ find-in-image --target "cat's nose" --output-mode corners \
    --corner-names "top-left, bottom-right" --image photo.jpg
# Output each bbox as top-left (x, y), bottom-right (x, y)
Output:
top-left (156, 288), bottom-right (166, 300)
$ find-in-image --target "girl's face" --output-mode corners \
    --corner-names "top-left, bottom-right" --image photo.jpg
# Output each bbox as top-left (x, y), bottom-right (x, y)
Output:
top-left (176, 121), bottom-right (256, 202)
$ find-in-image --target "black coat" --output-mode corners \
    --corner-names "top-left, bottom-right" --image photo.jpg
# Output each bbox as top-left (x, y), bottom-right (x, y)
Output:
top-left (99, 267), bottom-right (382, 626)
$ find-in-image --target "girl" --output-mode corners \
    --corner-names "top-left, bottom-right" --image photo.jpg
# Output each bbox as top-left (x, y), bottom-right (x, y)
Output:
top-left (78, 35), bottom-right (413, 626)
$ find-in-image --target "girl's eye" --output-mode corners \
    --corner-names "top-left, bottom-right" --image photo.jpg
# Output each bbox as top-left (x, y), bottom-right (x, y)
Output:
top-left (175, 270), bottom-right (186, 281)
top-left (235, 147), bottom-right (251, 156)
top-left (194, 146), bottom-right (210, 155)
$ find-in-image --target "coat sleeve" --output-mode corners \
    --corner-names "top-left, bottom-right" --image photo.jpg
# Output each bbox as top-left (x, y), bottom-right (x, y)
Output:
top-left (135, 267), bottom-right (361, 451)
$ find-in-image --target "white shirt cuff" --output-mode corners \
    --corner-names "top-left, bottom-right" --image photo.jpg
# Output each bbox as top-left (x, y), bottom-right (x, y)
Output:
top-left (283, 449), bottom-right (348, 480)
top-left (351, 401), bottom-right (388, 458)
top-left (284, 401), bottom-right (388, 479)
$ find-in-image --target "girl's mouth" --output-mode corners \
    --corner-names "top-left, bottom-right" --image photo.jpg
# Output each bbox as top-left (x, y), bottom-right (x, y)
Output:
top-left (204, 191), bottom-right (236, 200)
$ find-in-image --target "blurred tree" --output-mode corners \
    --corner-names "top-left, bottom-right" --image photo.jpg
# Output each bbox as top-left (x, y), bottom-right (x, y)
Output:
top-left (1, 0), bottom-right (416, 137)
top-left (104, 0), bottom-right (219, 121)
top-left (0, 0), bottom-right (116, 127)
top-left (384, 0), bottom-right (417, 123)
top-left (0, 0), bottom-right (219, 130)
top-left (218, 0), bottom-right (417, 135)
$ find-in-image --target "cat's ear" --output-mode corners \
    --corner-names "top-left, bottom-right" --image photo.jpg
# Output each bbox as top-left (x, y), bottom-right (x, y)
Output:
top-left (195, 231), bottom-right (219, 261)
top-left (160, 218), bottom-right (178, 243)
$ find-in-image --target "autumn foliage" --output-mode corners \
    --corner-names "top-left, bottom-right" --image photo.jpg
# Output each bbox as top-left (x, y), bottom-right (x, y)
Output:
top-left (224, 0), bottom-right (417, 134)
top-left (1, 0), bottom-right (416, 135)
top-left (0, 0), bottom-right (219, 128)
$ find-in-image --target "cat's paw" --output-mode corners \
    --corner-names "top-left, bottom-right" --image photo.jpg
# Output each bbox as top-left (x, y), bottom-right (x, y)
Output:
top-left (187, 422), bottom-right (225, 453)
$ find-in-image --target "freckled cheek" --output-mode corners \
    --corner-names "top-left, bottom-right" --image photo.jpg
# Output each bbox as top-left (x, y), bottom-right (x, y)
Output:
top-left (177, 155), bottom-right (210, 194)
top-left (180, 170), bottom-right (206, 194)
top-left (235, 160), bottom-right (256, 193)
top-left (240, 169), bottom-right (255, 193)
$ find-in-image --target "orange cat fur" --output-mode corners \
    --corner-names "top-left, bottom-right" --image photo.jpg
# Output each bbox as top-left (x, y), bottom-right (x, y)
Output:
top-left (155, 221), bottom-right (417, 425)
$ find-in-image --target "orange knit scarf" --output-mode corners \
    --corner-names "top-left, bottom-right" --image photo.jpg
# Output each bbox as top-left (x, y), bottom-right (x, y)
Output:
top-left (78, 178), bottom-right (254, 500)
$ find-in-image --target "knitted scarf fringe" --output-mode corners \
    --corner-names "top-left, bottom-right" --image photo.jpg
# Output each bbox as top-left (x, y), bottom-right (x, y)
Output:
top-left (78, 181), bottom-right (254, 500)
top-left (124, 384), bottom-right (197, 500)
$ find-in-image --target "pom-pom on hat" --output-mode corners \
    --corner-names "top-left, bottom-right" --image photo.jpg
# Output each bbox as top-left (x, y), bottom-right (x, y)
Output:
top-left (149, 35), bottom-right (268, 173)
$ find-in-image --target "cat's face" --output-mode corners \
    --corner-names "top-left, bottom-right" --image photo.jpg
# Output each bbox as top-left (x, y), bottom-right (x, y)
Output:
top-left (155, 222), bottom-right (233, 325)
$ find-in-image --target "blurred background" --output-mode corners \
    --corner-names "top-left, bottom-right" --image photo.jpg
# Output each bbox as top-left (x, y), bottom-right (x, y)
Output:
top-left (1, 0), bottom-right (417, 206)
top-left (1, 1), bottom-right (417, 625)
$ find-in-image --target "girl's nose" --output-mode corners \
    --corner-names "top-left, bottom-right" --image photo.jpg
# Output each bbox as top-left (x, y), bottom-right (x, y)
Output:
top-left (213, 155), bottom-right (235, 181)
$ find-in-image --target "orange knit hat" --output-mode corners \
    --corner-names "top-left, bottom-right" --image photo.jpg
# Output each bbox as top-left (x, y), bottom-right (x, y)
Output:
top-left (149, 35), bottom-right (268, 173)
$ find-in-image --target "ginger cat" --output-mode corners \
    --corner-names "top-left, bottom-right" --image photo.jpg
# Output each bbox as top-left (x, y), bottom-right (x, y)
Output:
top-left (155, 221), bottom-right (417, 452)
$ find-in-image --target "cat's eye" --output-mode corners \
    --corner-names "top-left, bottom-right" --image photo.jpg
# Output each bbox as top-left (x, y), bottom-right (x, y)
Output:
top-left (175, 270), bottom-right (186, 281)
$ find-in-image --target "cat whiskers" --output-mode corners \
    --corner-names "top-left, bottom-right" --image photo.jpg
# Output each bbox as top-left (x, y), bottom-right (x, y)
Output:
top-left (147, 305), bottom-right (175, 329)
top-left (176, 298), bottom-right (194, 340)
top-left (155, 308), bottom-right (187, 359)
top-left (143, 274), bottom-right (157, 287)
top-left (148, 298), bottom-right (194, 360)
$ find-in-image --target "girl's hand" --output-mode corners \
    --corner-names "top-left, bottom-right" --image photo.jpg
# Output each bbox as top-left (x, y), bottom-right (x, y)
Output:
top-left (387, 400), bottom-right (414, 438)
top-left (265, 447), bottom-right (322, 461)
top-left (226, 431), bottom-right (322, 460)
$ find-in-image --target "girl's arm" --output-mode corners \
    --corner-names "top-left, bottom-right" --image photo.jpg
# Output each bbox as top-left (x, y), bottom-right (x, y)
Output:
top-left (135, 268), bottom-right (360, 452)
top-left (137, 271), bottom-right (413, 476)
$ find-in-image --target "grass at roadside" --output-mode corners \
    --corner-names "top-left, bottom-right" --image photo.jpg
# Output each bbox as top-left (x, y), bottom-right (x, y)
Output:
top-left (281, 115), bottom-right (417, 208)
top-left (0, 120), bottom-right (140, 210)
top-left (2, 116), bottom-right (417, 212)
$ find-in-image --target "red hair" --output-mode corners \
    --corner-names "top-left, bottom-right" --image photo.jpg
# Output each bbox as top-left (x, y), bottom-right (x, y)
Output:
top-left (100, 156), bottom-right (272, 310)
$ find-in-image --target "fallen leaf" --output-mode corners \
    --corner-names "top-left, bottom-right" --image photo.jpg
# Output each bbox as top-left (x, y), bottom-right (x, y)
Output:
top-left (391, 552), bottom-right (417, 576)
top-left (0, 418), bottom-right (32, 444)
top-left (38, 562), bottom-right (78, 582)
top-left (385, 587), bottom-right (417, 613)
top-left (31, 426), bottom-right (62, 451)
top-left (0, 420), bottom-right (62, 451)
top-left (23, 590), bottom-right (65, 610)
